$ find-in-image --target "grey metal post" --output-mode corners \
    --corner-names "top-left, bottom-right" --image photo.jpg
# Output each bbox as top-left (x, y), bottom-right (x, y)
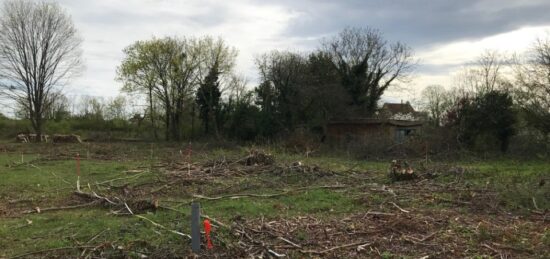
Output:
top-left (191, 202), bottom-right (201, 253)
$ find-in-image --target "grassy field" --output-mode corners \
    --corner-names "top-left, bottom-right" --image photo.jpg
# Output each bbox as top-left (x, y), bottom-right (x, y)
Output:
top-left (0, 142), bottom-right (548, 258)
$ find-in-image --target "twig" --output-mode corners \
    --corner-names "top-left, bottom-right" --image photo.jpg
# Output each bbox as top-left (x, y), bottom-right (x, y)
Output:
top-left (91, 191), bottom-right (116, 205)
top-left (193, 192), bottom-right (289, 200)
top-left (268, 249), bottom-right (286, 257)
top-left (301, 241), bottom-right (371, 254)
top-left (134, 215), bottom-right (191, 239)
top-left (85, 228), bottom-right (109, 244)
top-left (491, 242), bottom-right (533, 253)
top-left (482, 243), bottom-right (500, 254)
top-left (8, 246), bottom-right (96, 259)
top-left (48, 170), bottom-right (72, 185)
top-left (532, 197), bottom-right (540, 210)
top-left (95, 171), bottom-right (148, 185)
top-left (192, 185), bottom-right (347, 201)
top-left (202, 214), bottom-right (229, 229)
top-left (124, 202), bottom-right (134, 215)
top-left (402, 235), bottom-right (436, 246)
top-left (364, 211), bottom-right (396, 217)
top-left (278, 237), bottom-right (302, 248)
top-left (23, 201), bottom-right (99, 214)
top-left (390, 202), bottom-right (410, 213)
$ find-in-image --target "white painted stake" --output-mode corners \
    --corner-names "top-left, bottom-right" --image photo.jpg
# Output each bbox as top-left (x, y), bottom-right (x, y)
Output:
top-left (77, 176), bottom-right (81, 192)
top-left (76, 153), bottom-right (81, 192)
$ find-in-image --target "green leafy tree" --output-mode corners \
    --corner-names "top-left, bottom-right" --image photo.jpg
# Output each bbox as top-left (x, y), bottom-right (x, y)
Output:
top-left (117, 41), bottom-right (160, 139)
top-left (118, 38), bottom-right (191, 140)
top-left (118, 36), bottom-right (237, 141)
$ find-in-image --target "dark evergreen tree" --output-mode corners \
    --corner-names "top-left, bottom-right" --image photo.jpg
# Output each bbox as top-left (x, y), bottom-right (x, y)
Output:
top-left (254, 80), bottom-right (280, 137)
top-left (196, 63), bottom-right (222, 135)
top-left (458, 91), bottom-right (516, 153)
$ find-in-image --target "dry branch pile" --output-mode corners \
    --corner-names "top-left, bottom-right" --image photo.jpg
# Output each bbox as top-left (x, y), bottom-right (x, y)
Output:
top-left (228, 211), bottom-right (549, 258)
top-left (240, 149), bottom-right (275, 166)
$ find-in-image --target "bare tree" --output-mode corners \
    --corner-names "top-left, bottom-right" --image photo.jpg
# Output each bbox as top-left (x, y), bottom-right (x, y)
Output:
top-left (454, 50), bottom-right (509, 95)
top-left (0, 0), bottom-right (82, 138)
top-left (45, 91), bottom-right (71, 121)
top-left (105, 96), bottom-right (128, 120)
top-left (323, 27), bottom-right (414, 115)
top-left (514, 38), bottom-right (550, 136)
top-left (79, 96), bottom-right (105, 120)
top-left (226, 74), bottom-right (249, 103)
top-left (420, 85), bottom-right (447, 127)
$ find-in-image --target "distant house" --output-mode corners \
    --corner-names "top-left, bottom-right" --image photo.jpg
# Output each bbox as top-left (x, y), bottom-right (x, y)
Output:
top-left (327, 102), bottom-right (424, 144)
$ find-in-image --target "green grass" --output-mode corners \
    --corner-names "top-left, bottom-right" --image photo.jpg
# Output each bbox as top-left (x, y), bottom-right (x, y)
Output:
top-left (201, 189), bottom-right (359, 220)
top-left (462, 159), bottom-right (550, 210)
top-left (0, 142), bottom-right (549, 257)
top-left (0, 209), bottom-right (191, 257)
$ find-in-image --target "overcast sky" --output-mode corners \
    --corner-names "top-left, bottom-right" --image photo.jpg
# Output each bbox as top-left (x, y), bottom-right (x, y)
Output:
top-left (47, 0), bottom-right (550, 101)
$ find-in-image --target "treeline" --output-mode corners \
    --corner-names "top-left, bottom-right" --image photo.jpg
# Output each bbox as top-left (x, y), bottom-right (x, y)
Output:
top-left (0, 21), bottom-right (415, 143)
top-left (114, 27), bottom-right (414, 141)
top-left (0, 95), bottom-right (136, 139)
top-left (419, 45), bottom-right (550, 154)
top-left (0, 0), bottom-right (548, 156)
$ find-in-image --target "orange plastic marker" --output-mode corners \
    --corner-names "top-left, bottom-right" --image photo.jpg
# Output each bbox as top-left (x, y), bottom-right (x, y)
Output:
top-left (204, 219), bottom-right (213, 249)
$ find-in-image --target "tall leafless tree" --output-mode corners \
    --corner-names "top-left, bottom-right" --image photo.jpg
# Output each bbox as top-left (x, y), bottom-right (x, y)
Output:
top-left (514, 38), bottom-right (550, 136)
top-left (0, 0), bottom-right (82, 138)
top-left (455, 50), bottom-right (508, 95)
top-left (420, 85), bottom-right (448, 127)
top-left (323, 27), bottom-right (414, 115)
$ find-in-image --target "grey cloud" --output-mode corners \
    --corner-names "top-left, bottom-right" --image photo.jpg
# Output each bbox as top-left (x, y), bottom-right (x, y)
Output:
top-left (19, 0), bottom-right (548, 99)
top-left (262, 0), bottom-right (550, 49)
top-left (60, 1), bottom-right (229, 30)
top-left (415, 63), bottom-right (463, 75)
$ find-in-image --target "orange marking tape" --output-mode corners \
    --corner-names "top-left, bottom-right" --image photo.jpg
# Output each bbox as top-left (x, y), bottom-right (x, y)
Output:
top-left (204, 219), bottom-right (213, 249)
